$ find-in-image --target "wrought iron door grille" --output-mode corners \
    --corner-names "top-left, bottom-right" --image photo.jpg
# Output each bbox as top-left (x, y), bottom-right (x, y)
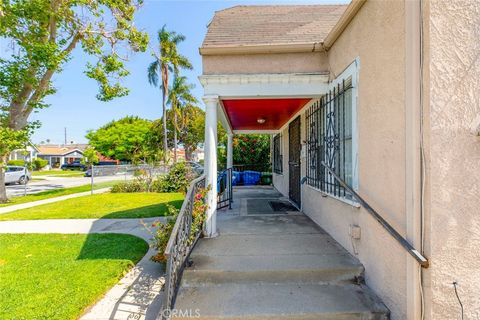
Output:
top-left (306, 78), bottom-right (353, 199)
top-left (273, 134), bottom-right (283, 174)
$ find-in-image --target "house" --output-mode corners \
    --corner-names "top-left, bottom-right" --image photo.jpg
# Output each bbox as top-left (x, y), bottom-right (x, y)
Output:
top-left (192, 1), bottom-right (480, 320)
top-left (9, 143), bottom-right (40, 162)
top-left (37, 144), bottom-right (88, 168)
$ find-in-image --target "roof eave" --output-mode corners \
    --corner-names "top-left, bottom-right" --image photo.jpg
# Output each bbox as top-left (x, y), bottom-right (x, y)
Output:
top-left (323, 0), bottom-right (367, 50)
top-left (199, 42), bottom-right (325, 56)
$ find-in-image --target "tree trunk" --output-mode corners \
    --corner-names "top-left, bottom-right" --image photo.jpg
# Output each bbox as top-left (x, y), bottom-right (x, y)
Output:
top-left (162, 90), bottom-right (168, 164)
top-left (0, 155), bottom-right (8, 203)
top-left (173, 110), bottom-right (178, 163)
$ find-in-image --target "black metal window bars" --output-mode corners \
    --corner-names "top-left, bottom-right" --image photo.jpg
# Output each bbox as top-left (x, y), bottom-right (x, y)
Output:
top-left (273, 134), bottom-right (283, 174)
top-left (306, 77), bottom-right (354, 200)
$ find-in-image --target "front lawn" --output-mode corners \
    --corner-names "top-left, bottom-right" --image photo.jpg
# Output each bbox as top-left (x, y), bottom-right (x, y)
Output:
top-left (0, 181), bottom-right (121, 208)
top-left (32, 170), bottom-right (85, 177)
top-left (0, 192), bottom-right (184, 220)
top-left (0, 233), bottom-right (148, 320)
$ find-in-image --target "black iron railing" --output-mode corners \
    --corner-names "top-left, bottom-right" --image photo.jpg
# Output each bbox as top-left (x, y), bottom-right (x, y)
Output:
top-left (321, 162), bottom-right (429, 268)
top-left (217, 168), bottom-right (233, 209)
top-left (306, 79), bottom-right (353, 199)
top-left (161, 175), bottom-right (206, 318)
top-left (273, 134), bottom-right (283, 174)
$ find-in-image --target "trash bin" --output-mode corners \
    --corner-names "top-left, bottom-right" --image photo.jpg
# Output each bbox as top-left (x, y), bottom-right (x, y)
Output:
top-left (232, 171), bottom-right (242, 186)
top-left (243, 170), bottom-right (261, 185)
top-left (261, 172), bottom-right (273, 185)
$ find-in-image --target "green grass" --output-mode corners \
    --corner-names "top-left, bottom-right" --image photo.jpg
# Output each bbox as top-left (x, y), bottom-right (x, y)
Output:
top-left (0, 192), bottom-right (184, 220)
top-left (0, 181), bottom-right (121, 208)
top-left (0, 233), bottom-right (148, 320)
top-left (32, 170), bottom-right (85, 177)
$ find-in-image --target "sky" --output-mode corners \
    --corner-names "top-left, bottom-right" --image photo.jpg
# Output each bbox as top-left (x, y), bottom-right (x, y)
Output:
top-left (24, 0), bottom-right (348, 144)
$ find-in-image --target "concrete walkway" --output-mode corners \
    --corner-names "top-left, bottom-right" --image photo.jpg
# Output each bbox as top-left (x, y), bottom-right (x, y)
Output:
top-left (174, 187), bottom-right (389, 319)
top-left (0, 217), bottom-right (166, 320)
top-left (0, 187), bottom-right (110, 214)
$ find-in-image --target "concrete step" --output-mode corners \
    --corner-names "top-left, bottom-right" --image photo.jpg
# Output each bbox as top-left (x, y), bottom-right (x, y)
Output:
top-left (173, 283), bottom-right (389, 320)
top-left (184, 253), bottom-right (363, 285)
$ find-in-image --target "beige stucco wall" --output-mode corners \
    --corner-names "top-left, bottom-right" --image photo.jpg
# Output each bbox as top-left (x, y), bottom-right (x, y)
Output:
top-left (424, 0), bottom-right (480, 319)
top-left (203, 52), bottom-right (329, 75)
top-left (273, 1), bottom-right (410, 319)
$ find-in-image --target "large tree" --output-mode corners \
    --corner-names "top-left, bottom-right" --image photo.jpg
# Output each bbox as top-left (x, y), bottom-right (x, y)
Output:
top-left (86, 116), bottom-right (152, 162)
top-left (168, 74), bottom-right (197, 162)
top-left (0, 0), bottom-right (148, 202)
top-left (147, 26), bottom-right (192, 162)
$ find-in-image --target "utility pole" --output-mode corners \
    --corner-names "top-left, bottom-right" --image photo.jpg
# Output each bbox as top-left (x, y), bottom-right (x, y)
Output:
top-left (64, 127), bottom-right (67, 145)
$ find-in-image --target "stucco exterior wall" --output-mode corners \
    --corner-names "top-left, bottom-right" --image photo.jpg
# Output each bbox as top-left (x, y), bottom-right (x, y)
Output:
top-left (424, 1), bottom-right (480, 319)
top-left (203, 52), bottom-right (329, 75)
top-left (300, 1), bottom-right (408, 319)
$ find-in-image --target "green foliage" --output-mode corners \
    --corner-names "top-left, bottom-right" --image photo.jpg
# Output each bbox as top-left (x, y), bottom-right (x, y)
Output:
top-left (6, 159), bottom-right (25, 167)
top-left (0, 126), bottom-right (30, 162)
top-left (86, 116), bottom-right (152, 162)
top-left (0, 0), bottom-right (148, 124)
top-left (81, 147), bottom-right (99, 165)
top-left (147, 25), bottom-right (193, 161)
top-left (218, 134), bottom-right (271, 171)
top-left (0, 233), bottom-right (148, 320)
top-left (111, 180), bottom-right (146, 193)
top-left (154, 162), bottom-right (194, 193)
top-left (33, 158), bottom-right (48, 170)
top-left (147, 186), bottom-right (209, 264)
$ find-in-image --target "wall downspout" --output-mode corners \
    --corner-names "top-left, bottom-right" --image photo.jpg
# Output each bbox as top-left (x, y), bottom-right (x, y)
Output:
top-left (405, 0), bottom-right (425, 319)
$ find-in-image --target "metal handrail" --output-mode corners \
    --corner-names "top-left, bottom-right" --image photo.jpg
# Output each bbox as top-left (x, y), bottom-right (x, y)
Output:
top-left (321, 162), bottom-right (429, 268)
top-left (162, 174), bottom-right (206, 318)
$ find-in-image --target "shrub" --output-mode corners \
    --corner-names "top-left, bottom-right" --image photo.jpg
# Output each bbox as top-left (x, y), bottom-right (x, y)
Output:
top-left (111, 180), bottom-right (147, 193)
top-left (152, 162), bottom-right (194, 193)
top-left (33, 159), bottom-right (48, 171)
top-left (146, 186), bottom-right (209, 264)
top-left (7, 160), bottom-right (26, 167)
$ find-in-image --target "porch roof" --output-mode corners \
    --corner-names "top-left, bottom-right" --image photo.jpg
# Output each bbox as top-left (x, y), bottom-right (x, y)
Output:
top-left (201, 5), bottom-right (347, 55)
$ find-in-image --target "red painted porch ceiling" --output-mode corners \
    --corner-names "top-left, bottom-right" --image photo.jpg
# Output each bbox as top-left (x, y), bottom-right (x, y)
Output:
top-left (222, 98), bottom-right (311, 131)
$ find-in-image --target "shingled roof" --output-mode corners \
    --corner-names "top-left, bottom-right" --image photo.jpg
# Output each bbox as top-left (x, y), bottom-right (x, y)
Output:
top-left (201, 5), bottom-right (348, 53)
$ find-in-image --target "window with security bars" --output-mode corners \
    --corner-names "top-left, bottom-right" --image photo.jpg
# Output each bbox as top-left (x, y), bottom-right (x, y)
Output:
top-left (273, 134), bottom-right (283, 174)
top-left (306, 77), bottom-right (354, 199)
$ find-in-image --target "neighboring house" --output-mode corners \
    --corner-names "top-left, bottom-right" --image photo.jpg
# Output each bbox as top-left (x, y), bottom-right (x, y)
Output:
top-left (197, 1), bottom-right (480, 320)
top-left (37, 145), bottom-right (87, 168)
top-left (9, 144), bottom-right (39, 162)
top-left (192, 147), bottom-right (204, 162)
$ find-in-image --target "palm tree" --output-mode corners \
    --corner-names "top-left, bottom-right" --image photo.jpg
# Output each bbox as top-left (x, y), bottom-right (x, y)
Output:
top-left (147, 25), bottom-right (192, 162)
top-left (168, 74), bottom-right (197, 163)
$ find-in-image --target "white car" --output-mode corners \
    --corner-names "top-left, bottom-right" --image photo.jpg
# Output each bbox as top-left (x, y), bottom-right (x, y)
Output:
top-left (4, 166), bottom-right (31, 185)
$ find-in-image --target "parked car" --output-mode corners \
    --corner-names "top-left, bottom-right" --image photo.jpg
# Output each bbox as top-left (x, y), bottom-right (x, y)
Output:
top-left (4, 166), bottom-right (32, 185)
top-left (187, 161), bottom-right (204, 175)
top-left (84, 161), bottom-right (118, 177)
top-left (61, 160), bottom-right (87, 171)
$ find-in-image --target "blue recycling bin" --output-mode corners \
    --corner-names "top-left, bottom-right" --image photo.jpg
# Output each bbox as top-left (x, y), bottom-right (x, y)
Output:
top-left (243, 170), bottom-right (261, 185)
top-left (232, 171), bottom-right (242, 186)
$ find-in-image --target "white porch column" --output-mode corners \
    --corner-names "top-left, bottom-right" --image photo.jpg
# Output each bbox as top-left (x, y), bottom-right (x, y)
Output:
top-left (203, 95), bottom-right (219, 238)
top-left (227, 133), bottom-right (233, 169)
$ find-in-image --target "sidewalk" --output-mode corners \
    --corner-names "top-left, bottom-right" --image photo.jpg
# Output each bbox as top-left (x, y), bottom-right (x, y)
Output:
top-left (0, 187), bottom-right (110, 214)
top-left (0, 217), bottom-right (166, 320)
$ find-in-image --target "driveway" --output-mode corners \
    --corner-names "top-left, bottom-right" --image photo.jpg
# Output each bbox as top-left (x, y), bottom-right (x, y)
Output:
top-left (6, 174), bottom-right (132, 197)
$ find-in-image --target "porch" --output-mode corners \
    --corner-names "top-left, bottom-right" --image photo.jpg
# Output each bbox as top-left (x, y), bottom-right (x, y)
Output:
top-left (173, 186), bottom-right (389, 319)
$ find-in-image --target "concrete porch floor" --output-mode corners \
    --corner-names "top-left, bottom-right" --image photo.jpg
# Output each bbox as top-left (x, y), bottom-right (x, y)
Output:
top-left (173, 186), bottom-right (389, 319)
